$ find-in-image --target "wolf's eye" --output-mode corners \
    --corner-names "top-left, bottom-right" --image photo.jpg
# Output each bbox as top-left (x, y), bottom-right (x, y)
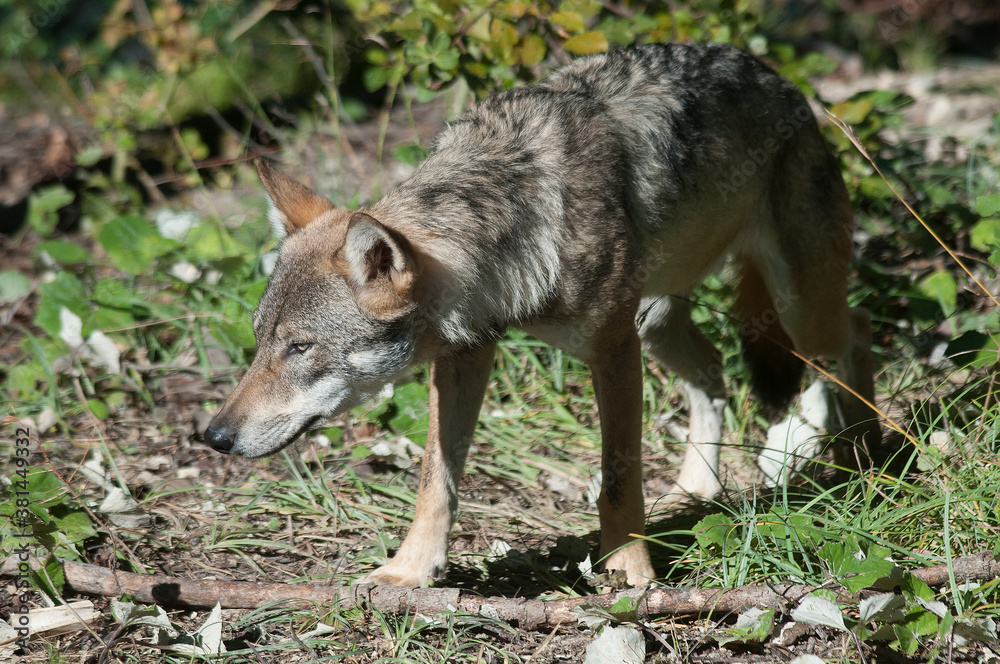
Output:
top-left (287, 342), bottom-right (313, 356)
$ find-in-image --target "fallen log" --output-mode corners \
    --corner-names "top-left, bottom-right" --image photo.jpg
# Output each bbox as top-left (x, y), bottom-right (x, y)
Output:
top-left (11, 552), bottom-right (999, 631)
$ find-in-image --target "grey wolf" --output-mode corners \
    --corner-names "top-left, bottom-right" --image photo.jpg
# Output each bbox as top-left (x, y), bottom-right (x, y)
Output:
top-left (204, 42), bottom-right (878, 588)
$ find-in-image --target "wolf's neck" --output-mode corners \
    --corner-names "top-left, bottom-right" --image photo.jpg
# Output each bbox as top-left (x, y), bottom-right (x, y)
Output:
top-left (371, 177), bottom-right (562, 347)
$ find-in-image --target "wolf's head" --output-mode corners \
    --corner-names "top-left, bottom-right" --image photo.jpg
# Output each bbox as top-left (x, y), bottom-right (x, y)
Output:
top-left (203, 160), bottom-right (419, 457)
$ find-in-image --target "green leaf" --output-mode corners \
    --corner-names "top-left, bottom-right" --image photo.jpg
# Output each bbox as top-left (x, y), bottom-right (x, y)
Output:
top-left (30, 556), bottom-right (65, 598)
top-left (859, 174), bottom-right (895, 201)
top-left (917, 270), bottom-right (957, 315)
top-left (395, 143), bottom-right (429, 168)
top-left (714, 607), bottom-right (775, 646)
top-left (24, 470), bottom-right (70, 509)
top-left (49, 504), bottom-right (98, 543)
top-left (489, 18), bottom-right (518, 58)
top-left (901, 573), bottom-right (935, 602)
top-left (609, 593), bottom-right (640, 617)
top-left (99, 214), bottom-right (179, 274)
top-left (76, 144), bottom-right (104, 167)
top-left (185, 224), bottom-right (250, 262)
top-left (820, 539), bottom-right (895, 592)
top-left (93, 305), bottom-right (134, 330)
top-left (550, 11), bottom-right (585, 33)
top-left (693, 513), bottom-right (734, 551)
top-left (213, 321), bottom-right (255, 352)
top-left (500, 1), bottom-right (529, 18)
top-left (559, 0), bottom-right (602, 17)
top-left (363, 65), bottom-right (390, 92)
top-left (894, 622), bottom-right (919, 654)
top-left (971, 217), bottom-right (1000, 252)
top-left (563, 31), bottom-right (609, 55)
top-left (388, 381), bottom-right (430, 444)
top-left (757, 511), bottom-right (821, 546)
top-left (975, 194), bottom-right (1000, 218)
top-left (899, 604), bottom-right (940, 642)
top-left (28, 185), bottom-right (75, 235)
top-left (946, 330), bottom-right (999, 368)
top-left (93, 278), bottom-right (145, 310)
top-left (791, 594), bottom-right (847, 632)
top-left (859, 593), bottom-right (906, 624)
top-left (38, 240), bottom-right (90, 265)
top-left (86, 399), bottom-right (110, 419)
top-left (830, 98), bottom-right (874, 124)
top-left (515, 33), bottom-right (546, 66)
top-left (35, 272), bottom-right (91, 338)
top-left (0, 270), bottom-right (32, 304)
top-left (433, 48), bottom-right (459, 71)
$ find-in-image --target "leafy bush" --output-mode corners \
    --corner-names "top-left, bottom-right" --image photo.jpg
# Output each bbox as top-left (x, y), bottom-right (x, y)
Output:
top-left (356, 0), bottom-right (767, 97)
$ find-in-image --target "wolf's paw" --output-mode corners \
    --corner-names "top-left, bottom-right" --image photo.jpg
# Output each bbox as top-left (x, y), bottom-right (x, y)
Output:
top-left (602, 543), bottom-right (656, 588)
top-left (665, 474), bottom-right (721, 504)
top-left (357, 557), bottom-right (446, 588)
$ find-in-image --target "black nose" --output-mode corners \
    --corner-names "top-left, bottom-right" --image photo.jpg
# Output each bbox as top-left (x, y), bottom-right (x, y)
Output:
top-left (204, 421), bottom-right (235, 453)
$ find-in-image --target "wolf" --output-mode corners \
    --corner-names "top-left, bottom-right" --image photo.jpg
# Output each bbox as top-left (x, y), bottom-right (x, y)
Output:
top-left (204, 42), bottom-right (878, 588)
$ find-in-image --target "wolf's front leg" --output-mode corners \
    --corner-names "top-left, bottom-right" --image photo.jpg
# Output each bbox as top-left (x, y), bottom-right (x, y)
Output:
top-left (590, 329), bottom-right (656, 586)
top-left (362, 342), bottom-right (497, 587)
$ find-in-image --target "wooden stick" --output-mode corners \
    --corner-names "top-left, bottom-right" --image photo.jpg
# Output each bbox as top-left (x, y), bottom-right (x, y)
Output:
top-left (11, 552), bottom-right (998, 630)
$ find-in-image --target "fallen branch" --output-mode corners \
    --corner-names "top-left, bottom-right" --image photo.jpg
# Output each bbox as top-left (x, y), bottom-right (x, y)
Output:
top-left (10, 552), bottom-right (999, 630)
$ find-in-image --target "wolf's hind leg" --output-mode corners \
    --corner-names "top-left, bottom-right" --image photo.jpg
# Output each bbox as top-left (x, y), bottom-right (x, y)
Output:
top-left (361, 342), bottom-right (496, 587)
top-left (637, 296), bottom-right (726, 501)
top-left (762, 146), bottom-right (880, 462)
top-left (832, 307), bottom-right (879, 465)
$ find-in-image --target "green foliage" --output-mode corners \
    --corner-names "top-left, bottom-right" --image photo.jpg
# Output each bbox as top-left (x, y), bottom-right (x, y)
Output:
top-left (385, 381), bottom-right (431, 445)
top-left (357, 0), bottom-right (767, 99)
top-left (34, 272), bottom-right (91, 339)
top-left (713, 607), bottom-right (775, 646)
top-left (7, 204), bottom-right (271, 419)
top-left (99, 215), bottom-right (181, 275)
top-left (0, 270), bottom-right (32, 303)
top-left (818, 537), bottom-right (895, 593)
top-left (0, 469), bottom-right (97, 573)
top-left (27, 186), bottom-right (75, 236)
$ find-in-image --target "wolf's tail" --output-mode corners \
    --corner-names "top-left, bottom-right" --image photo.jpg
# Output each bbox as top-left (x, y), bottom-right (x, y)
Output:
top-left (732, 258), bottom-right (803, 409)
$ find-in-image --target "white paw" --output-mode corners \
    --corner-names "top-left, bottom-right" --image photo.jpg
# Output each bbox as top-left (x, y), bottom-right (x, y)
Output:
top-left (669, 472), bottom-right (721, 502)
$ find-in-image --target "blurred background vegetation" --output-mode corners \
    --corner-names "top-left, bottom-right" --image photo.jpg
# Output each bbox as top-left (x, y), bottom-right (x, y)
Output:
top-left (1, 0), bottom-right (998, 232)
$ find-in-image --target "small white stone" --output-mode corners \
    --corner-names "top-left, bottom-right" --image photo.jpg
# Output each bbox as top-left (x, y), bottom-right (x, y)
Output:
top-left (154, 209), bottom-right (200, 240)
top-left (168, 261), bottom-right (202, 283)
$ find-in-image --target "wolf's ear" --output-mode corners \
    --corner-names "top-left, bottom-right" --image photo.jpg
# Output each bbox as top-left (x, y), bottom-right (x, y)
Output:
top-left (256, 158), bottom-right (334, 238)
top-left (342, 213), bottom-right (417, 320)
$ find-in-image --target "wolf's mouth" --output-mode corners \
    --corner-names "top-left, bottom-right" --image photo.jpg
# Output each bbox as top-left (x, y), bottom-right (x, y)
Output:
top-left (277, 415), bottom-right (323, 454)
top-left (249, 414), bottom-right (324, 458)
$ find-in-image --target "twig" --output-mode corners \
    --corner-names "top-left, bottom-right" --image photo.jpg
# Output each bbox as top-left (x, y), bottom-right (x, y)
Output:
top-left (8, 553), bottom-right (997, 631)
